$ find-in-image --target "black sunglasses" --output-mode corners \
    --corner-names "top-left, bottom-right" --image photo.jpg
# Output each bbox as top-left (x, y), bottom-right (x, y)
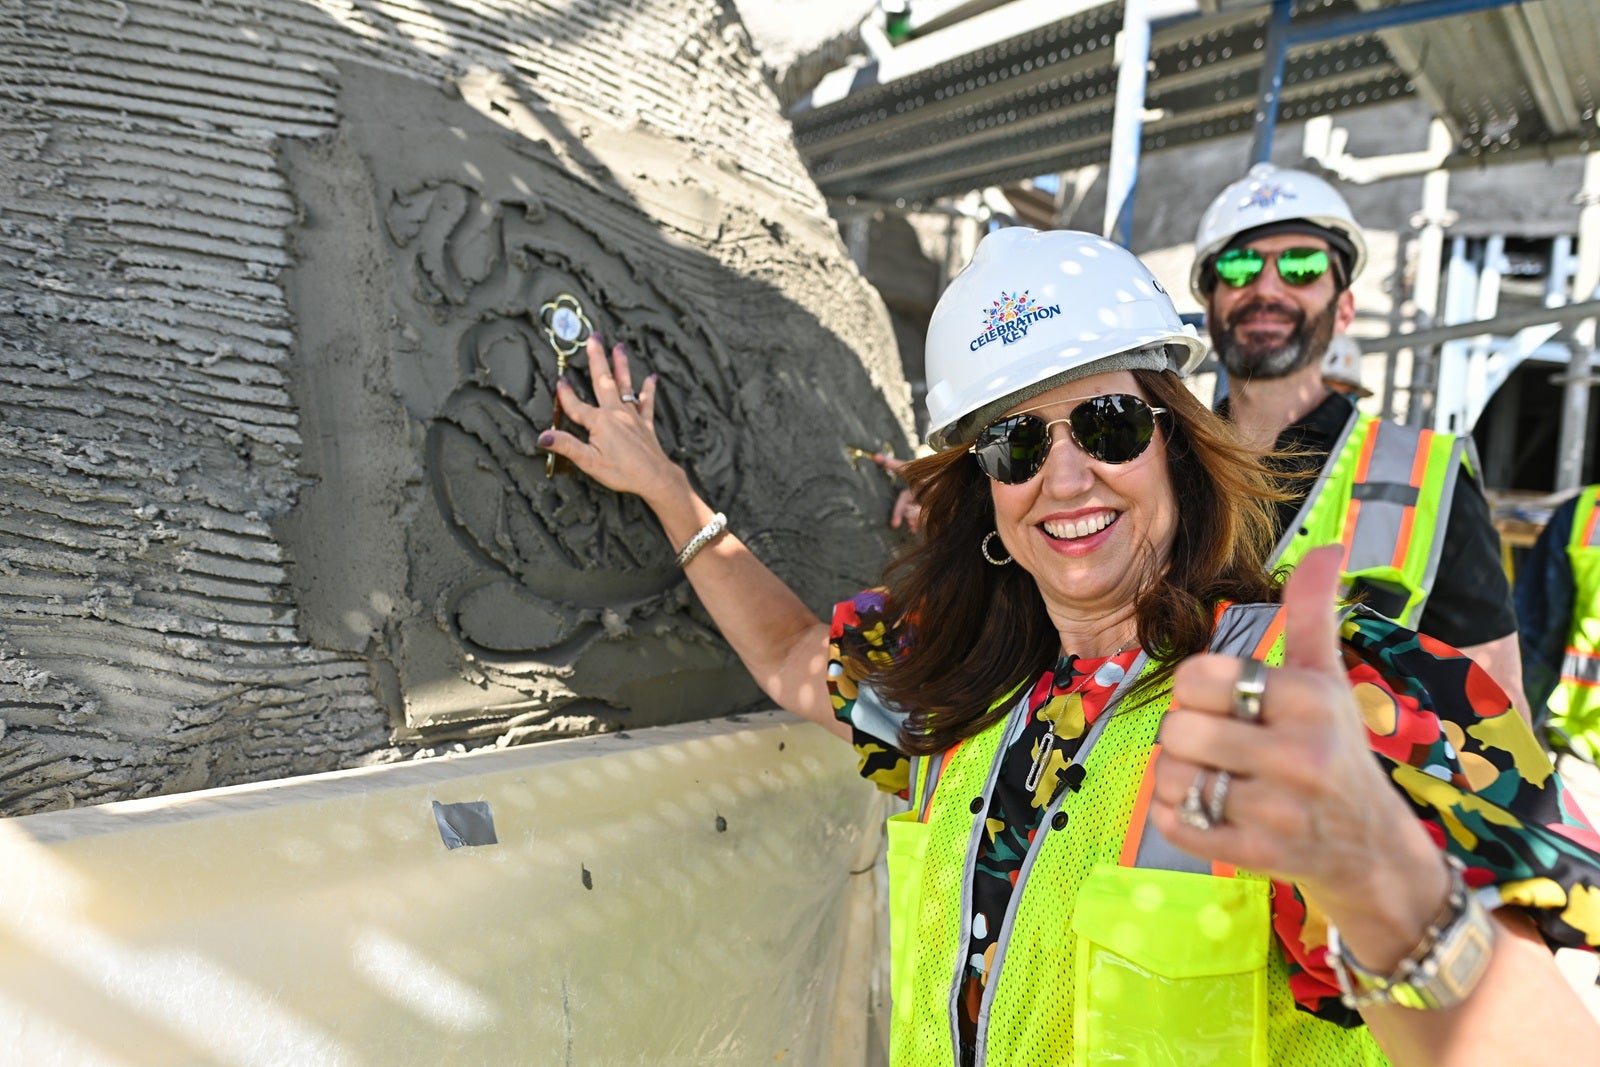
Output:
top-left (1211, 246), bottom-right (1334, 290)
top-left (970, 394), bottom-right (1167, 485)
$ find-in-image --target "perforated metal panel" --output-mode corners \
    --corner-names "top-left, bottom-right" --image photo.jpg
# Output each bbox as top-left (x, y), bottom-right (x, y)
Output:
top-left (790, 0), bottom-right (1599, 203)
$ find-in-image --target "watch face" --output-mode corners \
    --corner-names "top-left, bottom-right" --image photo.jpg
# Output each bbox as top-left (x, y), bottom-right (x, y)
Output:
top-left (1437, 916), bottom-right (1495, 1000)
top-left (1394, 896), bottom-right (1495, 1010)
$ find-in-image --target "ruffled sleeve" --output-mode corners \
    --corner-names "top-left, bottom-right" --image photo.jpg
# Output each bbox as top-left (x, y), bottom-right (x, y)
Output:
top-left (1274, 608), bottom-right (1600, 1024)
top-left (828, 588), bottom-right (915, 797)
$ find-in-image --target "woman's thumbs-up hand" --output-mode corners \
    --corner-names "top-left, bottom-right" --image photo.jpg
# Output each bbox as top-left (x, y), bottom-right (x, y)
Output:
top-left (1154, 544), bottom-right (1450, 951)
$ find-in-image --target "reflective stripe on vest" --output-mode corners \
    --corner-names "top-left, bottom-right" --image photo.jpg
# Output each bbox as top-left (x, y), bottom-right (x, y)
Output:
top-left (1550, 488), bottom-right (1600, 759)
top-left (1559, 649), bottom-right (1600, 688)
top-left (1120, 603), bottom-right (1285, 878)
top-left (1580, 493), bottom-right (1600, 550)
top-left (888, 603), bottom-right (1385, 1066)
top-left (1273, 407), bottom-right (1464, 628)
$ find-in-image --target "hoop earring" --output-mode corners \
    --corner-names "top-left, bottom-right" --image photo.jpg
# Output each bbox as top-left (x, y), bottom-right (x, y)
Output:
top-left (981, 531), bottom-right (1012, 566)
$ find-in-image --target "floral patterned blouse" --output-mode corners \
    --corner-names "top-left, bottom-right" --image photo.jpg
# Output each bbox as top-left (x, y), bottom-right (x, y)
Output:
top-left (829, 588), bottom-right (1600, 1044)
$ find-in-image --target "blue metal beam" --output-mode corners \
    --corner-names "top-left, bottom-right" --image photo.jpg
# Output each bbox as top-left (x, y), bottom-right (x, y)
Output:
top-left (1287, 0), bottom-right (1528, 46)
top-left (1250, 0), bottom-right (1528, 164)
top-left (1249, 0), bottom-right (1294, 165)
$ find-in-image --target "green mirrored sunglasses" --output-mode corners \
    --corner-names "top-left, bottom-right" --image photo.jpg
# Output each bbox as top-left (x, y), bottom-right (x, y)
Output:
top-left (1212, 246), bottom-right (1333, 290)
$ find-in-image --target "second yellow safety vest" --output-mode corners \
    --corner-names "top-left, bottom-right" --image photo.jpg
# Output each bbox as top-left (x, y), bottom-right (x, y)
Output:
top-left (1548, 487), bottom-right (1600, 761)
top-left (1273, 406), bottom-right (1467, 629)
top-left (885, 603), bottom-right (1389, 1066)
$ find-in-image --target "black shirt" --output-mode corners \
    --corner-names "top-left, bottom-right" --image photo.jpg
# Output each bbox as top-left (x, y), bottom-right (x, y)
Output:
top-left (1237, 391), bottom-right (1517, 648)
top-left (1514, 492), bottom-right (1581, 722)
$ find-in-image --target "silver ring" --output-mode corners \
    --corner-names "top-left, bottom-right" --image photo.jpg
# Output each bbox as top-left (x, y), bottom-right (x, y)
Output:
top-left (619, 392), bottom-right (640, 406)
top-left (1205, 769), bottom-right (1232, 826)
top-left (1176, 769), bottom-right (1214, 831)
top-left (1232, 658), bottom-right (1267, 723)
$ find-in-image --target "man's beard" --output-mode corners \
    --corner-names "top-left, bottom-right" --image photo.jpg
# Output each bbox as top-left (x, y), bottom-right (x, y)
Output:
top-left (1213, 294), bottom-right (1337, 382)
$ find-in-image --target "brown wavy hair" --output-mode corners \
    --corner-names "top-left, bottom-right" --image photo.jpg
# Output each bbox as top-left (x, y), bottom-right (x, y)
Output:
top-left (868, 368), bottom-right (1288, 755)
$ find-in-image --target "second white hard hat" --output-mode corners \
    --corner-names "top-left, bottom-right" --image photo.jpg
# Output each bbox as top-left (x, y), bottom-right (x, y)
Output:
top-left (924, 228), bottom-right (1206, 449)
top-left (1321, 334), bottom-right (1372, 398)
top-left (1190, 163), bottom-right (1368, 302)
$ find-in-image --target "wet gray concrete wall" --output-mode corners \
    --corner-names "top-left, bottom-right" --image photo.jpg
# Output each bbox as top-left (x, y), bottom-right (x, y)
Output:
top-left (0, 0), bottom-right (913, 813)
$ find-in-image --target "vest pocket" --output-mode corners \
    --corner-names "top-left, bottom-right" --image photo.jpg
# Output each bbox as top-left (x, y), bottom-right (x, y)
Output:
top-left (1071, 864), bottom-right (1269, 1066)
top-left (885, 810), bottom-right (932, 1033)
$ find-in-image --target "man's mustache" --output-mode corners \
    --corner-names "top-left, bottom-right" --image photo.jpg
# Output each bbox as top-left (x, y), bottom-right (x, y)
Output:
top-left (1225, 299), bottom-right (1304, 331)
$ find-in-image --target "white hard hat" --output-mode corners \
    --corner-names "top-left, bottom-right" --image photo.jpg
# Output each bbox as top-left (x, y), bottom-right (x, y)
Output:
top-left (1321, 334), bottom-right (1372, 398)
top-left (924, 227), bottom-right (1206, 449)
top-left (1190, 163), bottom-right (1367, 302)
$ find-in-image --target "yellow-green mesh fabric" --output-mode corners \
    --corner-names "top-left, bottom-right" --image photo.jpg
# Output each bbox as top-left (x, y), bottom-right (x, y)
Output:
top-left (981, 681), bottom-right (1169, 1065)
top-left (983, 678), bottom-right (1390, 1066)
top-left (895, 611), bottom-right (1391, 1066)
top-left (895, 731), bottom-right (997, 1064)
top-left (1275, 414), bottom-right (1368, 570)
top-left (1266, 980), bottom-right (1390, 1067)
top-left (1276, 413), bottom-right (1460, 629)
top-left (1552, 487), bottom-right (1600, 759)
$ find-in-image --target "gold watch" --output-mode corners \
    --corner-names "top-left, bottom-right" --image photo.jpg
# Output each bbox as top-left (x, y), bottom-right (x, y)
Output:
top-left (1326, 854), bottom-right (1496, 1011)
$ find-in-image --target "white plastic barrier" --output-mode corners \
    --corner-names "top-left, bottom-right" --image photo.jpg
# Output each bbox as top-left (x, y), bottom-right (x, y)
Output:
top-left (0, 713), bottom-right (890, 1066)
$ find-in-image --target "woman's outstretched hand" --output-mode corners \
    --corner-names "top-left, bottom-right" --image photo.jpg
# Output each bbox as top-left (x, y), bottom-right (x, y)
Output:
top-left (536, 333), bottom-right (844, 737)
top-left (537, 334), bottom-right (684, 506)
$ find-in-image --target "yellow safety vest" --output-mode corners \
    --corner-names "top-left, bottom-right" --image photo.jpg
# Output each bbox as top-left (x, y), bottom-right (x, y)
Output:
top-left (885, 603), bottom-right (1388, 1066)
top-left (1549, 487), bottom-right (1600, 761)
top-left (1274, 407), bottom-right (1466, 629)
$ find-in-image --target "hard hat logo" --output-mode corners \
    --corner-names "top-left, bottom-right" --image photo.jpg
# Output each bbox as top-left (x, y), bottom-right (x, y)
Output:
top-left (1245, 182), bottom-right (1296, 210)
top-left (971, 291), bottom-right (1062, 352)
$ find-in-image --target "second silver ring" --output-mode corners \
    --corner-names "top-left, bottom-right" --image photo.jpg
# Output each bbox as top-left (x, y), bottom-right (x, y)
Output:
top-left (1205, 769), bottom-right (1232, 826)
top-left (1176, 769), bottom-right (1214, 831)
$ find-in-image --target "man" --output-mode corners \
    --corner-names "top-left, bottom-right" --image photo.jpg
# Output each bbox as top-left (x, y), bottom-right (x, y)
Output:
top-left (1193, 163), bottom-right (1528, 720)
top-left (1516, 486), bottom-right (1600, 755)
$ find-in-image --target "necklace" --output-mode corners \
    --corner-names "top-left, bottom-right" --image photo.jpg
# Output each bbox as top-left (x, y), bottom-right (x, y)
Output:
top-left (1023, 643), bottom-right (1137, 793)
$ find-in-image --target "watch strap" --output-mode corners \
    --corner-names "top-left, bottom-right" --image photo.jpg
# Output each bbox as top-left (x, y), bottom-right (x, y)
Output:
top-left (1326, 854), bottom-right (1496, 1011)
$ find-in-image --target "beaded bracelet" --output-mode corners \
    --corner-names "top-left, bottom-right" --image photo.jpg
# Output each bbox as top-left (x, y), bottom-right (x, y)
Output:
top-left (674, 512), bottom-right (727, 568)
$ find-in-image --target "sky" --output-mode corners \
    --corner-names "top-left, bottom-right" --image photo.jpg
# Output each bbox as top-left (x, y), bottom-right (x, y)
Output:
top-left (728, 0), bottom-right (875, 63)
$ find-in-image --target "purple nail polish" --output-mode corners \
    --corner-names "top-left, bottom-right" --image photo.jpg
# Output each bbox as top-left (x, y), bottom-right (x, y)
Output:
top-left (538, 432), bottom-right (555, 448)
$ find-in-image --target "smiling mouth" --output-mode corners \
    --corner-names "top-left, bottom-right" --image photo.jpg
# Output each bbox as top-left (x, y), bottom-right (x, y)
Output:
top-left (1230, 302), bottom-right (1300, 329)
top-left (1042, 511), bottom-right (1118, 541)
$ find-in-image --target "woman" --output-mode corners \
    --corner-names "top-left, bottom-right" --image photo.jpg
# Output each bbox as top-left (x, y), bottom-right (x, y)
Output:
top-left (538, 227), bottom-right (1600, 1065)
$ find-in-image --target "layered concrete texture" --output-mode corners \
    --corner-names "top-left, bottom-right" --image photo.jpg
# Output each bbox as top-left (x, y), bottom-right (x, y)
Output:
top-left (0, 1), bottom-right (913, 813)
top-left (0, 713), bottom-right (890, 1065)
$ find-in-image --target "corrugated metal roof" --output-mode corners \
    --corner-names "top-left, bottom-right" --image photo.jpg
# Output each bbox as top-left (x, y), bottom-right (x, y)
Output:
top-left (1358, 0), bottom-right (1600, 161)
top-left (789, 0), bottom-right (1600, 203)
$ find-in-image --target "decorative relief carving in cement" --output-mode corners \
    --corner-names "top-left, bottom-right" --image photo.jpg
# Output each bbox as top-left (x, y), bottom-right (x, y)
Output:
top-left (281, 63), bottom-right (904, 743)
